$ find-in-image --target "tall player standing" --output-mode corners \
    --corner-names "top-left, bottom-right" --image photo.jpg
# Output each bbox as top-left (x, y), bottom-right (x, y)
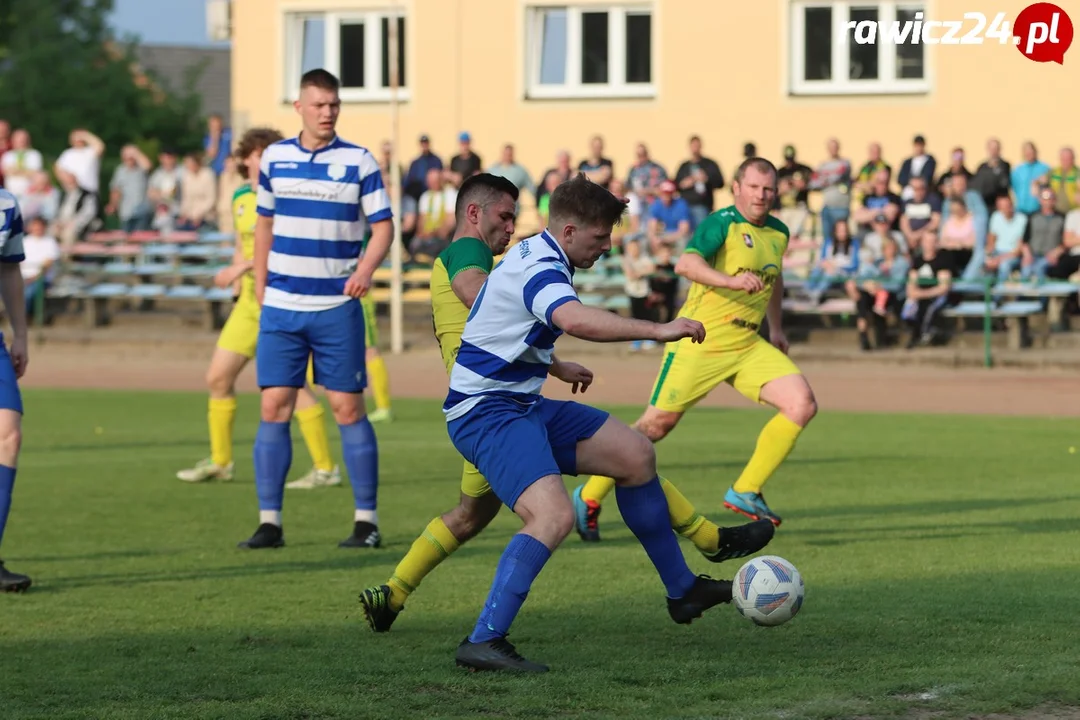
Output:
top-left (575, 158), bottom-right (819, 532)
top-left (0, 188), bottom-right (31, 592)
top-left (240, 68), bottom-right (393, 550)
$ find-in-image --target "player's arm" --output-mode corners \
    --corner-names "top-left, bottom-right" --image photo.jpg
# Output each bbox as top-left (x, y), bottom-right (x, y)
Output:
top-left (450, 268), bottom-right (488, 308)
top-left (674, 215), bottom-right (762, 293)
top-left (253, 151), bottom-right (275, 306)
top-left (766, 273), bottom-right (784, 331)
top-left (354, 154), bottom-right (396, 278)
top-left (0, 204), bottom-right (28, 377)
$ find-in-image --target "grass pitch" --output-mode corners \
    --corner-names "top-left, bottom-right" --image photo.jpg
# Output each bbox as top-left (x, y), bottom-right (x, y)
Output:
top-left (2, 389), bottom-right (1080, 719)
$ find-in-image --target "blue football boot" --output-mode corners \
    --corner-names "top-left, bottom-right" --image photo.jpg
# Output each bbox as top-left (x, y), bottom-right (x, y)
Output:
top-left (723, 487), bottom-right (783, 527)
top-left (571, 484), bottom-right (601, 542)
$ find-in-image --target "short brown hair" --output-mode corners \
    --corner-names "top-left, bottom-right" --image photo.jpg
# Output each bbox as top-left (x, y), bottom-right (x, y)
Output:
top-left (734, 157), bottom-right (778, 185)
top-left (235, 127), bottom-right (284, 177)
top-left (300, 68), bottom-right (340, 92)
top-left (548, 173), bottom-right (627, 231)
top-left (455, 173), bottom-right (520, 222)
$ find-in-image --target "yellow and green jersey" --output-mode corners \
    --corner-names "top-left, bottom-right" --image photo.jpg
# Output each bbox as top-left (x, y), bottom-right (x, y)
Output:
top-left (678, 206), bottom-right (789, 350)
top-left (431, 236), bottom-right (494, 373)
top-left (1049, 166), bottom-right (1079, 212)
top-left (232, 183), bottom-right (258, 301)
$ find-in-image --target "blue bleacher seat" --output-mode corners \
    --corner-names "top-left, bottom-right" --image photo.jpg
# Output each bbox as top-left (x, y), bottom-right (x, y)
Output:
top-left (952, 279), bottom-right (993, 295)
top-left (143, 243), bottom-right (180, 258)
top-left (128, 284), bottom-right (167, 299)
top-left (604, 296), bottom-right (631, 312)
top-left (178, 265), bottom-right (224, 278)
top-left (88, 283), bottom-right (129, 298)
top-left (103, 262), bottom-right (135, 275)
top-left (205, 287), bottom-right (233, 302)
top-left (578, 293), bottom-right (605, 307)
top-left (945, 300), bottom-right (1043, 317)
top-left (165, 285), bottom-right (207, 300)
top-left (133, 262), bottom-right (175, 276)
top-left (198, 231), bottom-right (233, 244)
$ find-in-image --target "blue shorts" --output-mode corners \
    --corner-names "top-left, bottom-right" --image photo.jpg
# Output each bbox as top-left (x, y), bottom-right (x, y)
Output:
top-left (447, 396), bottom-right (609, 510)
top-left (0, 341), bottom-right (23, 414)
top-left (256, 300), bottom-right (367, 393)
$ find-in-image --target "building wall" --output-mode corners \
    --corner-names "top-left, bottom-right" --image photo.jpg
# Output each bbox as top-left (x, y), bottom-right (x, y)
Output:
top-left (232, 0), bottom-right (1079, 198)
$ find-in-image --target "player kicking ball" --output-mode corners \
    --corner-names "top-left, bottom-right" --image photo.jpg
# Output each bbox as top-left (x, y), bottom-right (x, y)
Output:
top-left (574, 157), bottom-right (819, 533)
top-left (0, 189), bottom-right (31, 592)
top-left (176, 127), bottom-right (340, 490)
top-left (359, 175), bottom-right (773, 637)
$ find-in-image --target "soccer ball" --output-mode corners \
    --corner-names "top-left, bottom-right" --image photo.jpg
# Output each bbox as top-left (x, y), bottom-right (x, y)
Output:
top-left (732, 555), bottom-right (804, 627)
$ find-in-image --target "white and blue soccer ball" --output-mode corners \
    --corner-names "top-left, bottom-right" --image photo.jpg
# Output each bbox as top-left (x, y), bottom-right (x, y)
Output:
top-left (732, 555), bottom-right (804, 627)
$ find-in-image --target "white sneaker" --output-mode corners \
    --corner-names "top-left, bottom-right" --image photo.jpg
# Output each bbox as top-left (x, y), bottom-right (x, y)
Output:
top-left (368, 408), bottom-right (393, 423)
top-left (177, 458), bottom-right (234, 483)
top-left (286, 465), bottom-right (342, 490)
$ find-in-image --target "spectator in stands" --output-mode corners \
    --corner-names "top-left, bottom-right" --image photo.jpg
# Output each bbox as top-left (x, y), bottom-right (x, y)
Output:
top-left (648, 244), bottom-right (679, 324)
top-left (902, 233), bottom-right (956, 349)
top-left (1021, 187), bottom-right (1066, 281)
top-left (176, 151), bottom-right (217, 231)
top-left (578, 135), bottom-right (614, 189)
top-left (852, 169), bottom-right (902, 237)
top-left (537, 151), bottom-right (574, 206)
top-left (19, 216), bottom-right (60, 320)
top-left (19, 172), bottom-right (60, 226)
top-left (1056, 188), bottom-right (1080, 280)
top-left (54, 169), bottom-right (99, 248)
top-left (806, 217), bottom-right (859, 301)
top-left (377, 140), bottom-right (415, 242)
top-left (853, 141), bottom-right (891, 206)
top-left (148, 149), bottom-right (183, 232)
top-left (1, 130), bottom-right (42, 201)
top-left (647, 180), bottom-right (692, 254)
top-left (445, 131), bottom-right (482, 187)
top-left (203, 114), bottom-right (233, 177)
top-left (984, 193), bottom-right (1028, 282)
top-left (536, 171), bottom-right (562, 227)
top-left (608, 178), bottom-right (641, 248)
top-left (898, 134), bottom-right (936, 201)
top-left (845, 226), bottom-right (909, 351)
top-left (900, 176), bottom-right (942, 254)
top-left (861, 210), bottom-right (908, 262)
top-left (808, 137), bottom-right (852, 251)
top-left (622, 237), bottom-right (657, 352)
top-left (487, 143), bottom-right (535, 197)
top-left (404, 134), bottom-right (442, 205)
top-left (55, 129), bottom-right (105, 199)
top-left (1046, 147), bottom-right (1078, 214)
top-left (940, 174), bottom-right (989, 278)
top-left (971, 138), bottom-right (1012, 209)
top-left (674, 135), bottom-right (724, 228)
top-left (774, 145), bottom-right (812, 241)
top-left (1011, 141), bottom-right (1050, 215)
top-left (0, 119), bottom-right (11, 187)
top-left (935, 147), bottom-right (973, 196)
top-left (626, 143), bottom-right (667, 205)
top-left (105, 144), bottom-right (152, 232)
top-left (937, 197), bottom-right (978, 277)
top-left (412, 168), bottom-right (456, 262)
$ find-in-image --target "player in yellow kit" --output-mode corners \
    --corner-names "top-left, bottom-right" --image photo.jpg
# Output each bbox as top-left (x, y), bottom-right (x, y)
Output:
top-left (176, 128), bottom-right (339, 488)
top-left (358, 173), bottom-right (775, 633)
top-left (575, 157), bottom-right (819, 531)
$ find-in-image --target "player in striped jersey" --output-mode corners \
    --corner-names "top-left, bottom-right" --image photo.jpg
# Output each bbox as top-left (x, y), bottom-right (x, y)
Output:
top-left (240, 68), bottom-right (392, 551)
top-left (445, 175), bottom-right (737, 673)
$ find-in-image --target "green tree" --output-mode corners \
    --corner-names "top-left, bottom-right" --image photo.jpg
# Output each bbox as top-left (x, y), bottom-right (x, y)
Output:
top-left (0, 0), bottom-right (205, 186)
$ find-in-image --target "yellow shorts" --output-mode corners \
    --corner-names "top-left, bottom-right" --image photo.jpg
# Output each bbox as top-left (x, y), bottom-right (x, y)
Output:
top-left (217, 296), bottom-right (315, 381)
top-left (649, 337), bottom-right (802, 413)
top-left (361, 294), bottom-right (378, 349)
top-left (461, 460), bottom-right (492, 497)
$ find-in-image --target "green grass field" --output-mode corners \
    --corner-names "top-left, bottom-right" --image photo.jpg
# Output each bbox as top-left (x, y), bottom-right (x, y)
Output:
top-left (3, 389), bottom-right (1080, 720)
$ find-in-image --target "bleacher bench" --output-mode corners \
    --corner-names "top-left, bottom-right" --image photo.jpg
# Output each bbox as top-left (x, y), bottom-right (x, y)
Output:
top-left (942, 300), bottom-right (1044, 350)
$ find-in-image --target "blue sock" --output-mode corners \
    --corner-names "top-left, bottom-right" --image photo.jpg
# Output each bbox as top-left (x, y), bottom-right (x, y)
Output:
top-left (616, 477), bottom-right (697, 599)
top-left (340, 418), bottom-right (378, 515)
top-left (470, 533), bottom-right (552, 643)
top-left (0, 465), bottom-right (15, 548)
top-left (253, 421), bottom-right (291, 516)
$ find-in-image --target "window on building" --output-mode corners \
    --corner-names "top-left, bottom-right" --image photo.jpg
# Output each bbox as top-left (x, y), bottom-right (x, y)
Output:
top-left (284, 10), bottom-right (408, 102)
top-left (526, 5), bottom-right (654, 99)
top-left (789, 1), bottom-right (928, 95)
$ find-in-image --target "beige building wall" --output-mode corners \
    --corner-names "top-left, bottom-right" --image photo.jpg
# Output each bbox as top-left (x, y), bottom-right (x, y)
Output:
top-left (232, 0), bottom-right (1080, 203)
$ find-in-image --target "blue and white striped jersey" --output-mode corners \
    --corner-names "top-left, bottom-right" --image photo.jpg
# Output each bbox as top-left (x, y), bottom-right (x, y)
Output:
top-left (0, 189), bottom-right (25, 266)
top-left (257, 135), bottom-right (392, 312)
top-left (443, 230), bottom-right (580, 421)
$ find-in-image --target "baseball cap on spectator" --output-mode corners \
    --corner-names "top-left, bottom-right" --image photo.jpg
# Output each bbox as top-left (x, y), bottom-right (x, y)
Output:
top-left (783, 145), bottom-right (796, 160)
top-left (458, 132), bottom-right (471, 143)
top-left (419, 134), bottom-right (430, 143)
top-left (659, 180), bottom-right (677, 193)
top-left (743, 142), bottom-right (757, 158)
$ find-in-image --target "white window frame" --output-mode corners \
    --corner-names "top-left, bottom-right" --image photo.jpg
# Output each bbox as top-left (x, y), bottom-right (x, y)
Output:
top-left (282, 9), bottom-right (410, 103)
top-left (525, 4), bottom-right (655, 100)
top-left (789, 1), bottom-right (931, 96)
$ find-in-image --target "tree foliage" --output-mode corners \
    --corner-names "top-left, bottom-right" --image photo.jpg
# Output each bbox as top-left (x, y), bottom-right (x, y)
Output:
top-left (0, 0), bottom-right (206, 182)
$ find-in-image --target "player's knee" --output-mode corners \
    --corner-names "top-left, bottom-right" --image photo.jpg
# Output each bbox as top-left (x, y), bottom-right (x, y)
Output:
top-left (365, 347), bottom-right (378, 361)
top-left (331, 406), bottom-right (361, 425)
top-left (206, 367), bottom-right (234, 398)
top-left (549, 502), bottom-right (576, 541)
top-left (620, 432), bottom-right (657, 485)
top-left (635, 414), bottom-right (675, 443)
top-left (444, 502), bottom-right (493, 542)
top-left (260, 393), bottom-right (293, 423)
top-left (782, 387), bottom-right (818, 426)
top-left (0, 421), bottom-right (21, 466)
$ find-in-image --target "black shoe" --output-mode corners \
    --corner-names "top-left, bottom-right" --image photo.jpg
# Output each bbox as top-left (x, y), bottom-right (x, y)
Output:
top-left (237, 523), bottom-right (284, 549)
top-left (0, 560), bottom-right (31, 593)
top-left (667, 575), bottom-right (733, 624)
top-left (455, 636), bottom-right (549, 673)
top-left (359, 584), bottom-right (399, 632)
top-left (701, 519), bottom-right (776, 564)
top-left (859, 331), bottom-right (872, 352)
top-left (339, 521), bottom-right (381, 548)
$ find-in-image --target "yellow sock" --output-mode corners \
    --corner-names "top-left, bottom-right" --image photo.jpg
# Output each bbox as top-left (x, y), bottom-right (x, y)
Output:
top-left (732, 413), bottom-right (804, 495)
top-left (208, 397), bottom-right (237, 467)
top-left (295, 404), bottom-right (334, 472)
top-left (387, 517), bottom-right (461, 612)
top-left (580, 475), bottom-right (616, 504)
top-left (368, 355), bottom-right (391, 411)
top-left (660, 476), bottom-right (719, 554)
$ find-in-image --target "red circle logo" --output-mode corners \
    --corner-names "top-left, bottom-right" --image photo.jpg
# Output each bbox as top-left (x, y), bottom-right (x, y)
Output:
top-left (1014, 3), bottom-right (1074, 64)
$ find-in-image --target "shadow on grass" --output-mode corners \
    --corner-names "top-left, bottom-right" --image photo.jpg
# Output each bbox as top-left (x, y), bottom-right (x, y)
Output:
top-left (798, 495), bottom-right (1080, 520)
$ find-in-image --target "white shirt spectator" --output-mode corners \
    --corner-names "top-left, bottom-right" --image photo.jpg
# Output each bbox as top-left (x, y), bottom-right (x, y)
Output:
top-left (1, 147), bottom-right (43, 199)
top-left (56, 146), bottom-right (101, 194)
top-left (21, 233), bottom-right (60, 281)
top-left (418, 187), bottom-right (458, 234)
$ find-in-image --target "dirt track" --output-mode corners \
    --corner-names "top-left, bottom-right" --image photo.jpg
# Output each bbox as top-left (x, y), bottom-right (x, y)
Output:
top-left (20, 336), bottom-right (1080, 417)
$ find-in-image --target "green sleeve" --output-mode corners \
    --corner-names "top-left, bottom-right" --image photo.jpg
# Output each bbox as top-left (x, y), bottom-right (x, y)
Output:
top-left (231, 183), bottom-right (253, 204)
top-left (444, 238), bottom-right (494, 282)
top-left (684, 212), bottom-right (730, 261)
top-left (765, 214), bottom-right (791, 252)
